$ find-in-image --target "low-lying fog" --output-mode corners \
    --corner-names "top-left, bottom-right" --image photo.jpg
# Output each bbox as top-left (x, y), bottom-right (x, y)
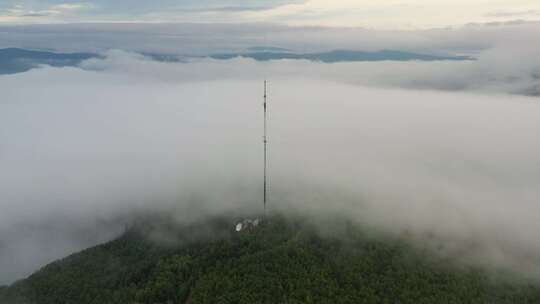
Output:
top-left (0, 52), bottom-right (539, 285)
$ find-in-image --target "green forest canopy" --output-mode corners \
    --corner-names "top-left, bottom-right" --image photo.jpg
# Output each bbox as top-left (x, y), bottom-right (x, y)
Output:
top-left (2, 214), bottom-right (540, 304)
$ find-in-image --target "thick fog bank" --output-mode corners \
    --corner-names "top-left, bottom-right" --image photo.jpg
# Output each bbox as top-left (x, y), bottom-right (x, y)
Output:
top-left (0, 54), bottom-right (539, 284)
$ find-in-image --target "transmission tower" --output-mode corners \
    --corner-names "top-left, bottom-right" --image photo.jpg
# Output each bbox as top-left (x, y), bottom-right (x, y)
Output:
top-left (263, 80), bottom-right (268, 217)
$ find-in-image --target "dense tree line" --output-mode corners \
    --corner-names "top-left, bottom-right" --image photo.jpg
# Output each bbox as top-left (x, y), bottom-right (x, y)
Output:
top-left (1, 215), bottom-right (540, 304)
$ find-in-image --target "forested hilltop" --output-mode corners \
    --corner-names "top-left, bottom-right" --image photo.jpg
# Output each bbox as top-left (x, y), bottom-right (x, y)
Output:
top-left (1, 214), bottom-right (540, 304)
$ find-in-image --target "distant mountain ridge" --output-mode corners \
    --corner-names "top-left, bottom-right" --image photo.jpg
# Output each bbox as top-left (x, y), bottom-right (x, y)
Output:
top-left (245, 46), bottom-right (293, 52)
top-left (0, 48), bottom-right (99, 75)
top-left (210, 49), bottom-right (474, 63)
top-left (0, 47), bottom-right (474, 75)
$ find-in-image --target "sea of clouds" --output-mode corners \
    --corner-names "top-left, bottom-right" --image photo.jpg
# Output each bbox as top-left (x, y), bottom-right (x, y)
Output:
top-left (1, 27), bottom-right (540, 284)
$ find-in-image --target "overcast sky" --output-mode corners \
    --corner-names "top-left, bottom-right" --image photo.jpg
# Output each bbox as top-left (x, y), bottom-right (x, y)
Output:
top-left (1, 0), bottom-right (540, 28)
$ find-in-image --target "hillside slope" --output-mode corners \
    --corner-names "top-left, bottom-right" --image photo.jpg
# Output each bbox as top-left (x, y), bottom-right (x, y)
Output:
top-left (1, 215), bottom-right (539, 304)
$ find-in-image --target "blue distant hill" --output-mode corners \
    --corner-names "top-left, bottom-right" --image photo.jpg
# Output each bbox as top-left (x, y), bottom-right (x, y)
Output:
top-left (0, 48), bottom-right (473, 75)
top-left (0, 48), bottom-right (99, 75)
top-left (246, 46), bottom-right (293, 53)
top-left (210, 49), bottom-right (473, 62)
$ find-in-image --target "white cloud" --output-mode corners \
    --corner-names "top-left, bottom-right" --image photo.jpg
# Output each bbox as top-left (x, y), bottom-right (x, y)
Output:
top-left (52, 3), bottom-right (94, 11)
top-left (486, 9), bottom-right (540, 18)
top-left (0, 52), bottom-right (540, 284)
top-left (213, 0), bottom-right (540, 28)
top-left (77, 43), bottom-right (540, 97)
top-left (1, 0), bottom-right (540, 28)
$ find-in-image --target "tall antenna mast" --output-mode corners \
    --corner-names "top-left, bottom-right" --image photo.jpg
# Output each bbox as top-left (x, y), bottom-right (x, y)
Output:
top-left (263, 80), bottom-right (268, 217)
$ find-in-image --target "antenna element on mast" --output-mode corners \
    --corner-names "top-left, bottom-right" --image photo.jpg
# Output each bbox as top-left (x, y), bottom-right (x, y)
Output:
top-left (263, 80), bottom-right (268, 217)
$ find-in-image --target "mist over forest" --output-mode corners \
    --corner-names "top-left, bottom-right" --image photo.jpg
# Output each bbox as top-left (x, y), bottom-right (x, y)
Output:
top-left (1, 37), bottom-right (540, 285)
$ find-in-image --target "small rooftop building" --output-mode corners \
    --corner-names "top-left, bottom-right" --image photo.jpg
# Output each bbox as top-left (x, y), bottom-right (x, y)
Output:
top-left (235, 218), bottom-right (261, 232)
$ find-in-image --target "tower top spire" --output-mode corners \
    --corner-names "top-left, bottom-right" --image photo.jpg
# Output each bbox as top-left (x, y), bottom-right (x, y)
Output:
top-left (263, 80), bottom-right (268, 217)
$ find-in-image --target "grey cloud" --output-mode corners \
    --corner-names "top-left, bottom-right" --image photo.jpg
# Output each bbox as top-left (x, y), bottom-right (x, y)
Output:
top-left (465, 19), bottom-right (533, 27)
top-left (486, 10), bottom-right (540, 18)
top-left (175, 6), bottom-right (280, 13)
top-left (0, 0), bottom-right (303, 20)
top-left (1, 21), bottom-right (539, 56)
top-left (20, 13), bottom-right (52, 17)
top-left (204, 6), bottom-right (272, 12)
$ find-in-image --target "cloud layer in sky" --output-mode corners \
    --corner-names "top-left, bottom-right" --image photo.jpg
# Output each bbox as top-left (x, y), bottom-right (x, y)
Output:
top-left (1, 52), bottom-right (539, 285)
top-left (1, 21), bottom-right (539, 58)
top-left (1, 0), bottom-right (540, 28)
